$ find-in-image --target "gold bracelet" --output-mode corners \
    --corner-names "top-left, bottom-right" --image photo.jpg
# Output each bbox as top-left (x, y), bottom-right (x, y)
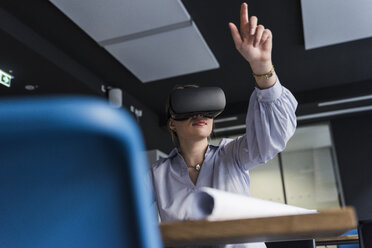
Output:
top-left (252, 65), bottom-right (275, 80)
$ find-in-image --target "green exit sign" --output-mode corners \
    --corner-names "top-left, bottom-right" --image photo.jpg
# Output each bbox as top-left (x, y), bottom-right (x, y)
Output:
top-left (0, 70), bottom-right (13, 87)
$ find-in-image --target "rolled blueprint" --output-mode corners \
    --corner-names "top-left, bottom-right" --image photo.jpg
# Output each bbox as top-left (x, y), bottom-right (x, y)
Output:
top-left (188, 187), bottom-right (317, 221)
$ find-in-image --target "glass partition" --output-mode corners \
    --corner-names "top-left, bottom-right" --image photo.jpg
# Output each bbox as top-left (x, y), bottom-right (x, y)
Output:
top-left (211, 123), bottom-right (341, 210)
top-left (249, 156), bottom-right (285, 203)
top-left (281, 124), bottom-right (340, 209)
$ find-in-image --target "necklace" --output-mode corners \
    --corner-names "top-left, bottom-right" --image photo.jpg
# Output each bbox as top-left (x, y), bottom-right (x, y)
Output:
top-left (187, 164), bottom-right (201, 172)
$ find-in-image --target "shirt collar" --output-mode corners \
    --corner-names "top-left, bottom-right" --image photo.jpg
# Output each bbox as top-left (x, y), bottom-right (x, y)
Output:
top-left (167, 147), bottom-right (179, 159)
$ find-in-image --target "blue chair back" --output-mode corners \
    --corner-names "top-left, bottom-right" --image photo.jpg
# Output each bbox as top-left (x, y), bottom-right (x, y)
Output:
top-left (0, 96), bottom-right (162, 248)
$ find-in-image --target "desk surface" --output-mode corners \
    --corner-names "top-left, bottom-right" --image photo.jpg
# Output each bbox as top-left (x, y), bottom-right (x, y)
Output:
top-left (160, 207), bottom-right (357, 247)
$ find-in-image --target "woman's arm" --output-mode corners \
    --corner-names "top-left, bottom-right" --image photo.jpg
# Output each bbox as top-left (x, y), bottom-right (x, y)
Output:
top-left (218, 79), bottom-right (297, 170)
top-left (219, 3), bottom-right (297, 170)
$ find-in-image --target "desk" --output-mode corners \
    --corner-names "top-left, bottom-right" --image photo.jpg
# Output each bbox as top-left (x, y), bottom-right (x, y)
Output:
top-left (160, 207), bottom-right (357, 247)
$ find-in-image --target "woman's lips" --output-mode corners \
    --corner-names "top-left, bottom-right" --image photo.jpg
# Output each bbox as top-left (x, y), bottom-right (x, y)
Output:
top-left (192, 120), bottom-right (207, 126)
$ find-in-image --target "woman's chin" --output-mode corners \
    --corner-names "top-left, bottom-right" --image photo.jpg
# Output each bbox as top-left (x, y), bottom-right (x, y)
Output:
top-left (180, 133), bottom-right (210, 142)
top-left (194, 132), bottom-right (212, 140)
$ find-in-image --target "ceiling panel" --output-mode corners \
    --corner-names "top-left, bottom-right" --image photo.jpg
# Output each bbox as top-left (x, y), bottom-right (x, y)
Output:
top-left (301, 0), bottom-right (372, 49)
top-left (50, 0), bottom-right (190, 42)
top-left (104, 22), bottom-right (219, 83)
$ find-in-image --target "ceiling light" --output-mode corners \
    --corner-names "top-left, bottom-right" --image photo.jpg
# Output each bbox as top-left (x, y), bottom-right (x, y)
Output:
top-left (25, 85), bottom-right (38, 91)
top-left (214, 116), bottom-right (238, 123)
top-left (318, 95), bottom-right (372, 107)
top-left (214, 124), bottom-right (246, 133)
top-left (298, 105), bottom-right (372, 121)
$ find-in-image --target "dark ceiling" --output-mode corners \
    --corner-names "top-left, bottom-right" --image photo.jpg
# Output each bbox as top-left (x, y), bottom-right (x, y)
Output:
top-left (1, 0), bottom-right (372, 124)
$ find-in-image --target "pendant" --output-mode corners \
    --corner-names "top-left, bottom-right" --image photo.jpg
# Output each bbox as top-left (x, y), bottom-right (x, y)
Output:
top-left (195, 164), bottom-right (201, 171)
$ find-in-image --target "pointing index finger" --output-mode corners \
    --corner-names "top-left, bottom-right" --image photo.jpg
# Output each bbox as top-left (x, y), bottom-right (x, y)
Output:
top-left (240, 3), bottom-right (249, 31)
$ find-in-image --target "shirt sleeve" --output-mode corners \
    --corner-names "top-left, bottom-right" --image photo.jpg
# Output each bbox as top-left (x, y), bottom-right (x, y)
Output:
top-left (219, 78), bottom-right (298, 170)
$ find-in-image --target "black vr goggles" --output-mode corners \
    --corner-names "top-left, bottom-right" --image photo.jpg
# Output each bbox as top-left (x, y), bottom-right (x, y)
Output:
top-left (168, 86), bottom-right (226, 121)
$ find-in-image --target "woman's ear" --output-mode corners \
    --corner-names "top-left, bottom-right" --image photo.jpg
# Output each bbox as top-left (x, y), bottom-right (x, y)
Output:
top-left (168, 119), bottom-right (176, 132)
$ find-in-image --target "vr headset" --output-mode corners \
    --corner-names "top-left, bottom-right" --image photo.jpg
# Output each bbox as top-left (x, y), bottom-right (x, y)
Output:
top-left (168, 86), bottom-right (226, 121)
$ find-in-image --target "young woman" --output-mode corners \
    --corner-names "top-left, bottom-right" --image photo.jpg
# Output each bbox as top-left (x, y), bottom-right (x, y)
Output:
top-left (151, 3), bottom-right (297, 247)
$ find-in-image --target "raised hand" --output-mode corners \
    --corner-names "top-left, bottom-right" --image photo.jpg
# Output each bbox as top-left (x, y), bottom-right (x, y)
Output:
top-left (229, 3), bottom-right (276, 88)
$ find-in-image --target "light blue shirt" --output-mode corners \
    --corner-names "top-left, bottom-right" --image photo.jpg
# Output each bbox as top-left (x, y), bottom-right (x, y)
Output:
top-left (151, 79), bottom-right (297, 247)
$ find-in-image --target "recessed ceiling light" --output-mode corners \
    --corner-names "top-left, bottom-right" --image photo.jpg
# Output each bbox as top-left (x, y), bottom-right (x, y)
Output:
top-left (25, 85), bottom-right (38, 91)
